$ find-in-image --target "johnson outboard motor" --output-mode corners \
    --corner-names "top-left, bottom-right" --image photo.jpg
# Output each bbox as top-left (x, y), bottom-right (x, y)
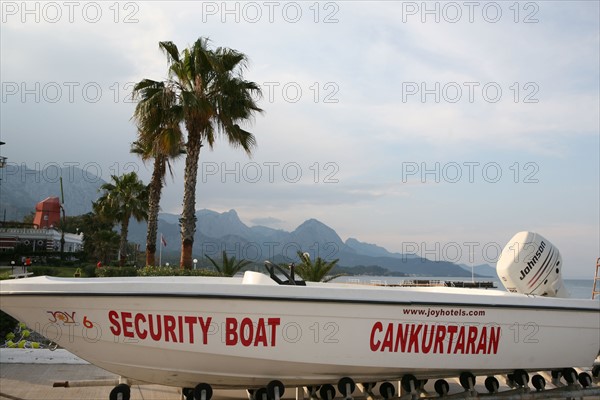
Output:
top-left (497, 231), bottom-right (569, 297)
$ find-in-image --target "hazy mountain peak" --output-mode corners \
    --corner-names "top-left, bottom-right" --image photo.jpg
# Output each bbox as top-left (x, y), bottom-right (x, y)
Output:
top-left (296, 218), bottom-right (334, 232)
top-left (346, 237), bottom-right (394, 258)
top-left (195, 208), bottom-right (250, 238)
top-left (223, 209), bottom-right (240, 219)
top-left (291, 218), bottom-right (344, 248)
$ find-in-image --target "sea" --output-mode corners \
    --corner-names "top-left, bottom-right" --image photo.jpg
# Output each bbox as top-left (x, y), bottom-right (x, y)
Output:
top-left (331, 276), bottom-right (596, 300)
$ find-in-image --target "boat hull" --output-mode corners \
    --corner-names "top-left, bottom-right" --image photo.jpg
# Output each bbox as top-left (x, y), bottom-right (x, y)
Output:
top-left (1, 275), bottom-right (599, 388)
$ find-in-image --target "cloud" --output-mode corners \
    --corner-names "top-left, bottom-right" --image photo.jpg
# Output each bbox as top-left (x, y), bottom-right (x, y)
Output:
top-left (249, 217), bottom-right (284, 228)
top-left (1, 1), bottom-right (597, 277)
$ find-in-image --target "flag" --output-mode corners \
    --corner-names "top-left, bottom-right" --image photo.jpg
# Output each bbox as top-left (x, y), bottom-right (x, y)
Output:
top-left (161, 234), bottom-right (167, 247)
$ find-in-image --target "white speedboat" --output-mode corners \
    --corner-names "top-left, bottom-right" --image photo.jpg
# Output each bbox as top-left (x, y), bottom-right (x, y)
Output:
top-left (1, 232), bottom-right (599, 398)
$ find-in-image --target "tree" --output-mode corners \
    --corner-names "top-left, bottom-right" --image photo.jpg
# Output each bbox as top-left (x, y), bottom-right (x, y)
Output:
top-left (93, 172), bottom-right (148, 266)
top-left (134, 38), bottom-right (263, 269)
top-left (132, 83), bottom-right (184, 267)
top-left (88, 229), bottom-right (120, 266)
top-left (130, 140), bottom-right (182, 267)
top-left (131, 86), bottom-right (184, 266)
top-left (22, 212), bottom-right (35, 226)
top-left (205, 250), bottom-right (252, 277)
top-left (294, 251), bottom-right (343, 282)
top-left (58, 213), bottom-right (114, 263)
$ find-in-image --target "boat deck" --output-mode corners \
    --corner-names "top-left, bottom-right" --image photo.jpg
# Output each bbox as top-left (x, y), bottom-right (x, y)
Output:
top-left (384, 280), bottom-right (496, 289)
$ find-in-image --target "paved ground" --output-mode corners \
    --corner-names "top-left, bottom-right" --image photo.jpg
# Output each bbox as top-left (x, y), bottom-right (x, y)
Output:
top-left (0, 350), bottom-right (282, 400)
top-left (0, 349), bottom-right (175, 399)
top-left (0, 363), bottom-right (183, 400)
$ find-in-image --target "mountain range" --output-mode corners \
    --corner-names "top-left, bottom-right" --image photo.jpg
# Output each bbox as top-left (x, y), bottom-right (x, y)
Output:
top-left (1, 164), bottom-right (494, 277)
top-left (128, 209), bottom-right (493, 277)
top-left (0, 164), bottom-right (105, 221)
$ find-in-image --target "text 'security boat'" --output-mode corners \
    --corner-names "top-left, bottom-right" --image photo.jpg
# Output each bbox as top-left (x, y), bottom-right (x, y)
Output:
top-left (1, 231), bottom-right (599, 400)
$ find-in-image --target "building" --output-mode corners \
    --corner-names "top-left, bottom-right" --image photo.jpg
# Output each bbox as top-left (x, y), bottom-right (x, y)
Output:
top-left (32, 197), bottom-right (62, 229)
top-left (0, 227), bottom-right (83, 253)
top-left (0, 197), bottom-right (83, 253)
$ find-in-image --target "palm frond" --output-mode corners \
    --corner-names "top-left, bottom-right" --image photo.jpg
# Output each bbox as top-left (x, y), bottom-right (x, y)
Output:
top-left (204, 253), bottom-right (222, 274)
top-left (159, 41), bottom-right (180, 64)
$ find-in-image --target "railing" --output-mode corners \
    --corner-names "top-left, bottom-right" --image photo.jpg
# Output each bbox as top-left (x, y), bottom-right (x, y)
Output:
top-left (592, 257), bottom-right (600, 299)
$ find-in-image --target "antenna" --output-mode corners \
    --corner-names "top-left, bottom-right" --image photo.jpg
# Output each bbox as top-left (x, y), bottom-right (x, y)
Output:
top-left (59, 176), bottom-right (66, 259)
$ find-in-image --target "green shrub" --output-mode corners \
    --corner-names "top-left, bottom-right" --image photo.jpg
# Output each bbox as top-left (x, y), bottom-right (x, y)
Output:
top-left (29, 266), bottom-right (59, 276)
top-left (0, 274), bottom-right (18, 340)
top-left (95, 266), bottom-right (138, 277)
top-left (137, 266), bottom-right (219, 277)
top-left (83, 264), bottom-right (97, 277)
top-left (0, 313), bottom-right (18, 345)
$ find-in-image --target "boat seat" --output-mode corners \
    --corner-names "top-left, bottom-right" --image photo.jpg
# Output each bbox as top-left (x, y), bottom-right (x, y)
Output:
top-left (263, 261), bottom-right (306, 286)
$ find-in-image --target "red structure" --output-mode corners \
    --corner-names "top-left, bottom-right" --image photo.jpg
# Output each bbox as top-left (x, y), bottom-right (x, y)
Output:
top-left (33, 197), bottom-right (62, 228)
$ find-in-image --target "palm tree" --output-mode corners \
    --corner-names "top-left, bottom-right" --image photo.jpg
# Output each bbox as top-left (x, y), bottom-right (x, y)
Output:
top-left (90, 229), bottom-right (120, 266)
top-left (205, 250), bottom-right (252, 277)
top-left (131, 85), bottom-right (184, 266)
top-left (294, 251), bottom-right (343, 282)
top-left (94, 172), bottom-right (149, 266)
top-left (134, 38), bottom-right (263, 269)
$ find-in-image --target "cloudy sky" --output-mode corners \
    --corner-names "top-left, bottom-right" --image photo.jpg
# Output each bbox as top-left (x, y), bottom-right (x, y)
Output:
top-left (1, 1), bottom-right (598, 277)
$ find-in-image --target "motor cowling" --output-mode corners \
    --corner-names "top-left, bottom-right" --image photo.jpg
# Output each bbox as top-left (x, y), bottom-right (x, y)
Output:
top-left (496, 231), bottom-right (569, 297)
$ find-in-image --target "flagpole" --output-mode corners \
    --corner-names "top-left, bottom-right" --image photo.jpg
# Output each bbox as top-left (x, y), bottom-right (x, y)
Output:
top-left (159, 233), bottom-right (162, 267)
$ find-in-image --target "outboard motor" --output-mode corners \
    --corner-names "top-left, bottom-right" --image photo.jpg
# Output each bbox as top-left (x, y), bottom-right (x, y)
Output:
top-left (497, 231), bottom-right (569, 297)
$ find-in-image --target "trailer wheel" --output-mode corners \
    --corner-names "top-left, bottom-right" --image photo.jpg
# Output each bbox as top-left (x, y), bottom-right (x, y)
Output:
top-left (254, 388), bottom-right (268, 400)
top-left (513, 369), bottom-right (529, 387)
top-left (109, 383), bottom-right (130, 400)
top-left (578, 372), bottom-right (592, 388)
top-left (319, 384), bottom-right (336, 400)
top-left (434, 379), bottom-right (449, 396)
top-left (193, 383), bottom-right (213, 400)
top-left (267, 380), bottom-right (285, 400)
top-left (379, 382), bottom-right (395, 399)
top-left (337, 377), bottom-right (355, 398)
top-left (531, 375), bottom-right (545, 391)
top-left (182, 387), bottom-right (194, 400)
top-left (459, 372), bottom-right (475, 390)
top-left (401, 374), bottom-right (418, 393)
top-left (484, 377), bottom-right (499, 393)
top-left (562, 368), bottom-right (578, 384)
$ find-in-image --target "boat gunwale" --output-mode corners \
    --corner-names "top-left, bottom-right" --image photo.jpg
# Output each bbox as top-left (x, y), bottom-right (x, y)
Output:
top-left (1, 291), bottom-right (598, 313)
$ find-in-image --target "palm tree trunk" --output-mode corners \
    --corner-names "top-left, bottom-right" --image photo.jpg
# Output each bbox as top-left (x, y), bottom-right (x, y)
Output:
top-left (146, 155), bottom-right (165, 266)
top-left (180, 132), bottom-right (202, 269)
top-left (119, 215), bottom-right (130, 267)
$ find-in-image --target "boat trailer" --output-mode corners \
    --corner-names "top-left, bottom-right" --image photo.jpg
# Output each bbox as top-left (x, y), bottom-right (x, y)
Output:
top-left (52, 364), bottom-right (600, 400)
